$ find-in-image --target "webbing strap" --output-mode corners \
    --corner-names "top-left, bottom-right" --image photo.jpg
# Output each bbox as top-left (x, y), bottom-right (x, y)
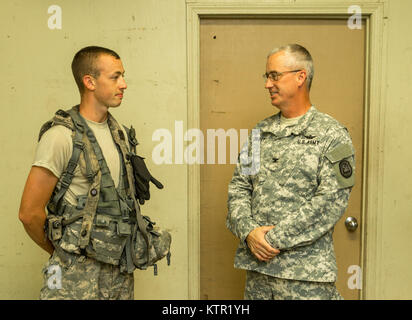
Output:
top-left (107, 115), bottom-right (151, 266)
top-left (81, 143), bottom-right (96, 183)
top-left (68, 107), bottom-right (104, 249)
top-left (125, 236), bottom-right (135, 273)
top-left (78, 166), bottom-right (101, 249)
top-left (70, 107), bottom-right (115, 193)
top-left (52, 129), bottom-right (84, 209)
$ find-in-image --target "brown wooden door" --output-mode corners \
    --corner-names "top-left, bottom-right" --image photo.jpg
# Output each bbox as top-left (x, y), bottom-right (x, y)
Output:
top-left (200, 18), bottom-right (365, 300)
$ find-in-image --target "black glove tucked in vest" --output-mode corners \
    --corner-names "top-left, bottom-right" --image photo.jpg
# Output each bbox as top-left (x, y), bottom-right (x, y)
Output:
top-left (130, 155), bottom-right (164, 204)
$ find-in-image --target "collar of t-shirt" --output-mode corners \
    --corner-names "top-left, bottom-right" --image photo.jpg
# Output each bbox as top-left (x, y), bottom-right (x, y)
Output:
top-left (279, 113), bottom-right (304, 131)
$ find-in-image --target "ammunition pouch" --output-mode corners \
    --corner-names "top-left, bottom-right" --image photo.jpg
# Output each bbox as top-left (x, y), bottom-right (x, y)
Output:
top-left (46, 204), bottom-right (171, 275)
top-left (46, 201), bottom-right (130, 266)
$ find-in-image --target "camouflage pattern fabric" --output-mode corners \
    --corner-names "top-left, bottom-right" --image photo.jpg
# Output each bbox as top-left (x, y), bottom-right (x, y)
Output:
top-left (133, 215), bottom-right (172, 270)
top-left (244, 271), bottom-right (343, 300)
top-left (226, 106), bottom-right (355, 283)
top-left (40, 249), bottom-right (134, 300)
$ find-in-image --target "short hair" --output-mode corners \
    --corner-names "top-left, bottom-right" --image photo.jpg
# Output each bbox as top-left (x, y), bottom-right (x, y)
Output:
top-left (71, 46), bottom-right (121, 93)
top-left (267, 44), bottom-right (314, 90)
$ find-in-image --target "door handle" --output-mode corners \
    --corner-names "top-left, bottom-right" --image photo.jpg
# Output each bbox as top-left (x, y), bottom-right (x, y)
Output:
top-left (345, 216), bottom-right (358, 232)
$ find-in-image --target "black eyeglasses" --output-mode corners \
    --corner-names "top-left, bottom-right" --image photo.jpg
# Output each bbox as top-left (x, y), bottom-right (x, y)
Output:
top-left (263, 69), bottom-right (302, 82)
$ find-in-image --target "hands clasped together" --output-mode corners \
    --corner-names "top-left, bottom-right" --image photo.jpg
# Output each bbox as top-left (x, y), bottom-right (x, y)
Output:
top-left (246, 226), bottom-right (280, 262)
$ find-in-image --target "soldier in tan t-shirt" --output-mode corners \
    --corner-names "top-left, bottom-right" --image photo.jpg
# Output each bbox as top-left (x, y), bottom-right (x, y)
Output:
top-left (18, 46), bottom-right (135, 300)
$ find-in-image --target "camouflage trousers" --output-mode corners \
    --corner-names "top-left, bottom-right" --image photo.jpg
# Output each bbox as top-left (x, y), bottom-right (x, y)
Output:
top-left (244, 271), bottom-right (343, 300)
top-left (40, 249), bottom-right (134, 300)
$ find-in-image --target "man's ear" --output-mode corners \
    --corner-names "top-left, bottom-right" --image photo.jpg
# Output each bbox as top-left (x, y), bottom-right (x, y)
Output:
top-left (83, 75), bottom-right (96, 91)
top-left (297, 70), bottom-right (307, 88)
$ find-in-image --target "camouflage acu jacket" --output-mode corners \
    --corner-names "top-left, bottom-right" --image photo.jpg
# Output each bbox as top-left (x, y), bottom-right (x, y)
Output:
top-left (226, 106), bottom-right (355, 282)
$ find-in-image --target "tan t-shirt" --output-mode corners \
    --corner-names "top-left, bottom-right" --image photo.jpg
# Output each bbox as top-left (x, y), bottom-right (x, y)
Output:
top-left (279, 113), bottom-right (304, 131)
top-left (33, 117), bottom-right (128, 206)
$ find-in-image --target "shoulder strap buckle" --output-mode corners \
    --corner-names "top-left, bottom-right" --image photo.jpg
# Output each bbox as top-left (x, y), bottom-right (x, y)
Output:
top-left (73, 140), bottom-right (84, 150)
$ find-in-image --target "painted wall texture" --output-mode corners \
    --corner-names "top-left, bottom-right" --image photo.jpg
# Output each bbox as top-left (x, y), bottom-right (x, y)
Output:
top-left (0, 0), bottom-right (411, 299)
top-left (378, 0), bottom-right (412, 300)
top-left (0, 0), bottom-right (188, 299)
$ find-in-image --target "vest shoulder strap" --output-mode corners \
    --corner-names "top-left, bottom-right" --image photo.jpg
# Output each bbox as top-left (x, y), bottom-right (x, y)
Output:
top-left (66, 106), bottom-right (112, 249)
top-left (38, 109), bottom-right (75, 142)
top-left (44, 108), bottom-right (86, 213)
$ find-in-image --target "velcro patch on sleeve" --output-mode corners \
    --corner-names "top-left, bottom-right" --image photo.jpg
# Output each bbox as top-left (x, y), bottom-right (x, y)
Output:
top-left (325, 144), bottom-right (355, 189)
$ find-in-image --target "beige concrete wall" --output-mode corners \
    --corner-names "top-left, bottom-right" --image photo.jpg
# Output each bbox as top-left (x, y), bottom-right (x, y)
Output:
top-left (378, 0), bottom-right (412, 300)
top-left (1, 0), bottom-right (411, 300)
top-left (0, 0), bottom-right (187, 299)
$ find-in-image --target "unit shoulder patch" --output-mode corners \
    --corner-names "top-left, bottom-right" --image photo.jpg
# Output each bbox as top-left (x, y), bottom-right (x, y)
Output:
top-left (339, 159), bottom-right (353, 178)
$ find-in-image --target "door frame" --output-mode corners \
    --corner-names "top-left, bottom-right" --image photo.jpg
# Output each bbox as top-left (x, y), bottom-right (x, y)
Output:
top-left (186, 0), bottom-right (388, 300)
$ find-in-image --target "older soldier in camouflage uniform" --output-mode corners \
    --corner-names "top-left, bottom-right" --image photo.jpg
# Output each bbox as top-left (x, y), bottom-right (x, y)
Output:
top-left (226, 44), bottom-right (355, 300)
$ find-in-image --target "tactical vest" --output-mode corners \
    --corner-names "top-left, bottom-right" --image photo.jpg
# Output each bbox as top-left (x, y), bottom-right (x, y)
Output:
top-left (40, 105), bottom-right (142, 274)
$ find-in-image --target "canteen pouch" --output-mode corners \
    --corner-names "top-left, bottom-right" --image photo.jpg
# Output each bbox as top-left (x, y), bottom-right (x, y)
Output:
top-left (132, 215), bottom-right (171, 270)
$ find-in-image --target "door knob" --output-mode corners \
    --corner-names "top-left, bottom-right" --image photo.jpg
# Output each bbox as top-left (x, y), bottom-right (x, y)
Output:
top-left (345, 216), bottom-right (358, 232)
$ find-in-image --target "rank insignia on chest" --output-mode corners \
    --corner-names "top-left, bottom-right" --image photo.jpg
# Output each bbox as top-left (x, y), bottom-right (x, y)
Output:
top-left (297, 136), bottom-right (319, 145)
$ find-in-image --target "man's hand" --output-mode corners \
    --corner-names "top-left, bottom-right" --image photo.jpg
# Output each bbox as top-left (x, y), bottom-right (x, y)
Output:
top-left (246, 226), bottom-right (280, 262)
